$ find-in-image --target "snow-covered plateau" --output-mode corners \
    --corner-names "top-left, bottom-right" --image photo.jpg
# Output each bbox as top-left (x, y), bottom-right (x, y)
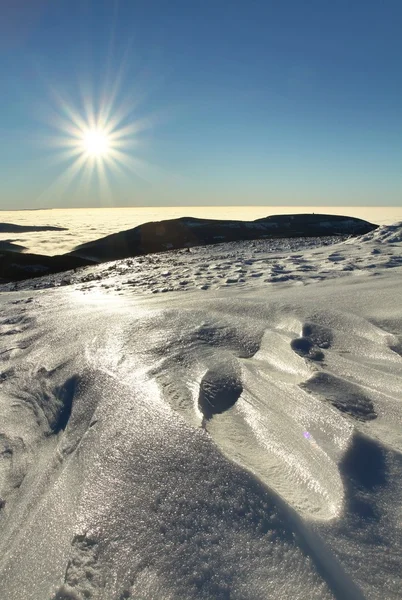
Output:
top-left (0, 223), bottom-right (401, 600)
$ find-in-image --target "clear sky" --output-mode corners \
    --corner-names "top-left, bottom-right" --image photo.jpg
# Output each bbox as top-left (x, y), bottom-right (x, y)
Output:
top-left (0, 0), bottom-right (401, 209)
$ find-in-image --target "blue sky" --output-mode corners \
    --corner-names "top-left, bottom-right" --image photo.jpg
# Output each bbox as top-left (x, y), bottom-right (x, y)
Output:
top-left (0, 0), bottom-right (401, 208)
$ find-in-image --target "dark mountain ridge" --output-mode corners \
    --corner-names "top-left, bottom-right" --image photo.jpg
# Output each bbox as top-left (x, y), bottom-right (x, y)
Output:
top-left (70, 213), bottom-right (377, 262)
top-left (0, 223), bottom-right (68, 233)
top-left (1, 213), bottom-right (378, 283)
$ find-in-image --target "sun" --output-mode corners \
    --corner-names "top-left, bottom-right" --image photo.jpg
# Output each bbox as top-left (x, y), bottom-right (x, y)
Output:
top-left (46, 98), bottom-right (152, 188)
top-left (40, 69), bottom-right (158, 206)
top-left (81, 128), bottom-right (111, 158)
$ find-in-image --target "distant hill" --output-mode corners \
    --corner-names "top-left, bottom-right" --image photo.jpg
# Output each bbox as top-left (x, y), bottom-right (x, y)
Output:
top-left (0, 240), bottom-right (27, 253)
top-left (0, 223), bottom-right (68, 233)
top-left (0, 214), bottom-right (378, 283)
top-left (0, 250), bottom-right (94, 283)
top-left (70, 213), bottom-right (378, 262)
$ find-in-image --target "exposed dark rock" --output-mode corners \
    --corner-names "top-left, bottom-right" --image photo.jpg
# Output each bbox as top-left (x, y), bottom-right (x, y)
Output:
top-left (70, 214), bottom-right (378, 262)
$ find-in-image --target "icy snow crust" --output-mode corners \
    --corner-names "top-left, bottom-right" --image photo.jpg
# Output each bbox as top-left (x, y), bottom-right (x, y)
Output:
top-left (0, 223), bottom-right (401, 599)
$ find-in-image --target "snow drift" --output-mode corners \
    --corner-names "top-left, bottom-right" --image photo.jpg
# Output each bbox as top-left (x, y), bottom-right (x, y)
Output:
top-left (0, 224), bottom-right (401, 600)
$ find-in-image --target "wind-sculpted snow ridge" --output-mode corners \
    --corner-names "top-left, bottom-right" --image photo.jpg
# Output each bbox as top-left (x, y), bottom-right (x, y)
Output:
top-left (0, 227), bottom-right (401, 599)
top-left (350, 221), bottom-right (402, 245)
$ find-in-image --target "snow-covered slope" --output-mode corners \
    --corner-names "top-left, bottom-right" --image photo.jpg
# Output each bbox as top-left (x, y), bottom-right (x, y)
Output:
top-left (0, 225), bottom-right (401, 600)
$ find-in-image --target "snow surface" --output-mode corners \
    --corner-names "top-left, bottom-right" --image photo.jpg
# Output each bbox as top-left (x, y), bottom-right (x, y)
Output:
top-left (0, 223), bottom-right (401, 599)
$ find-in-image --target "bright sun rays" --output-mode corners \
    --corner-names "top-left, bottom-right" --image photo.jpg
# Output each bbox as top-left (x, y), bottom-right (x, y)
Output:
top-left (40, 70), bottom-right (158, 205)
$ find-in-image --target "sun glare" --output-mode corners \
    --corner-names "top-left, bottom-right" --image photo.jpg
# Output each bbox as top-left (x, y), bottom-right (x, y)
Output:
top-left (81, 128), bottom-right (111, 157)
top-left (42, 74), bottom-right (157, 204)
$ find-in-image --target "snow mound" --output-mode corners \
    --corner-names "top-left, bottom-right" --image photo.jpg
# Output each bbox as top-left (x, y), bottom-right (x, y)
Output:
top-left (353, 222), bottom-right (402, 244)
top-left (0, 230), bottom-right (402, 599)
